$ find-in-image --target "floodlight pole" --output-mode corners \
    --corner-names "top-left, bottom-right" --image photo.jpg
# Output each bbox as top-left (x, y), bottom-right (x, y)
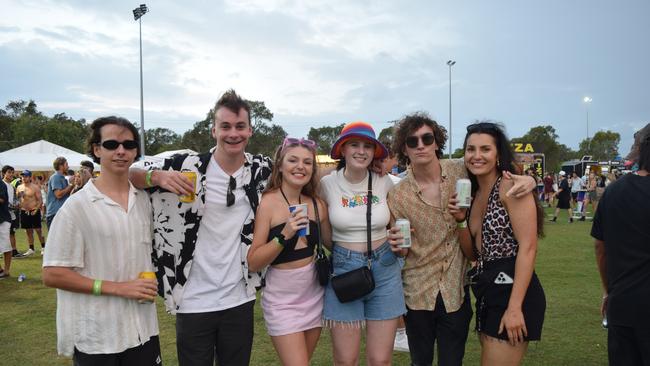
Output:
top-left (583, 96), bottom-right (592, 151)
top-left (133, 4), bottom-right (148, 156)
top-left (447, 60), bottom-right (456, 159)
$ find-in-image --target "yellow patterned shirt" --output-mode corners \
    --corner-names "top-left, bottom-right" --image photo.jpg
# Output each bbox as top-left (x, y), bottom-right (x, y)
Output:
top-left (388, 159), bottom-right (469, 312)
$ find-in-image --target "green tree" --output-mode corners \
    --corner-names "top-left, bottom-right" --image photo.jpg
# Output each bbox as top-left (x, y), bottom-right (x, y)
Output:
top-left (578, 130), bottom-right (620, 161)
top-left (248, 124), bottom-right (287, 156)
top-left (248, 100), bottom-right (274, 130)
top-left (43, 113), bottom-right (88, 152)
top-left (145, 128), bottom-right (182, 155)
top-left (307, 124), bottom-right (344, 155)
top-left (452, 147), bottom-right (465, 159)
top-left (180, 111), bottom-right (214, 153)
top-left (0, 109), bottom-right (14, 151)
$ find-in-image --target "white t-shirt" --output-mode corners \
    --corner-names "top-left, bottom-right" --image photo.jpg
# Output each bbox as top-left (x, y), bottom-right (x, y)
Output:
top-left (4, 181), bottom-right (15, 220)
top-left (178, 156), bottom-right (255, 313)
top-left (320, 169), bottom-right (393, 243)
top-left (42, 181), bottom-right (158, 356)
top-left (571, 177), bottom-right (583, 193)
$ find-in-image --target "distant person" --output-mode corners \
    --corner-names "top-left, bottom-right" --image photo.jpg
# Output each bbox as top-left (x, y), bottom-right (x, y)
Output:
top-left (80, 160), bottom-right (95, 175)
top-left (46, 157), bottom-right (76, 229)
top-left (43, 116), bottom-right (161, 364)
top-left (550, 171), bottom-right (572, 223)
top-left (542, 172), bottom-right (554, 207)
top-left (570, 172), bottom-right (586, 221)
top-left (592, 127), bottom-right (650, 365)
top-left (2, 165), bottom-right (20, 258)
top-left (16, 170), bottom-right (46, 256)
top-left (0, 176), bottom-right (13, 279)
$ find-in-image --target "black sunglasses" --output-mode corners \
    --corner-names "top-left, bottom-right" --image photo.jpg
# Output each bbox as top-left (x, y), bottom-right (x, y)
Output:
top-left (405, 133), bottom-right (435, 148)
top-left (226, 176), bottom-right (236, 207)
top-left (101, 140), bottom-right (139, 150)
top-left (466, 122), bottom-right (500, 133)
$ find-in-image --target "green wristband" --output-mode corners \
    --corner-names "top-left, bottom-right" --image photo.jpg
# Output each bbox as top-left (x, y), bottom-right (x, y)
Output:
top-left (145, 170), bottom-right (154, 188)
top-left (457, 220), bottom-right (468, 229)
top-left (92, 279), bottom-right (102, 296)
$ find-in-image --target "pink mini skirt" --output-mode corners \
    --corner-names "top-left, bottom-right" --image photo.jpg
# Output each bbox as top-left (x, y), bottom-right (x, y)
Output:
top-left (261, 262), bottom-right (324, 336)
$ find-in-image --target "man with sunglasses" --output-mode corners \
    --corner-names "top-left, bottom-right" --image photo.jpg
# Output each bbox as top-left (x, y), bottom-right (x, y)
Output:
top-left (45, 157), bottom-right (77, 231)
top-left (387, 113), bottom-right (536, 366)
top-left (43, 116), bottom-right (161, 365)
top-left (129, 89), bottom-right (272, 366)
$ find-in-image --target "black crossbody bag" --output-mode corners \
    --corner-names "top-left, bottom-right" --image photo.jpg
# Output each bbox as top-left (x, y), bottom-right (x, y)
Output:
top-left (330, 173), bottom-right (375, 303)
top-left (312, 197), bottom-right (330, 286)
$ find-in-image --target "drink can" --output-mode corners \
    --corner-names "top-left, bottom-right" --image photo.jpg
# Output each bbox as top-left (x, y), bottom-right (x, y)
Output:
top-left (17, 273), bottom-right (26, 282)
top-left (289, 203), bottom-right (310, 237)
top-left (138, 271), bottom-right (156, 304)
top-left (455, 178), bottom-right (472, 208)
top-left (179, 171), bottom-right (197, 203)
top-left (396, 218), bottom-right (411, 248)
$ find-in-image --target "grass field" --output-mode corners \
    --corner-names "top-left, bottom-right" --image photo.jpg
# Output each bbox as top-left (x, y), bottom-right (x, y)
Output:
top-left (0, 208), bottom-right (607, 365)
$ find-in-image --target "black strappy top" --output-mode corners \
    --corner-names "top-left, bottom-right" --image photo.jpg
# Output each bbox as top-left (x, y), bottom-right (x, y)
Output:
top-left (268, 221), bottom-right (319, 265)
top-left (468, 176), bottom-right (519, 262)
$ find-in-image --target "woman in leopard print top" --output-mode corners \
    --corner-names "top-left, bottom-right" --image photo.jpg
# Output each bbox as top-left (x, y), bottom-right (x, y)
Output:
top-left (450, 122), bottom-right (546, 366)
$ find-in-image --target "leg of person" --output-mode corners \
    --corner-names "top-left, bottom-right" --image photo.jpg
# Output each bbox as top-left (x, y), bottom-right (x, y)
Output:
top-left (26, 228), bottom-right (35, 250)
top-left (330, 326), bottom-right (362, 366)
top-left (0, 222), bottom-right (12, 277)
top-left (36, 228), bottom-right (46, 248)
top-left (214, 300), bottom-right (255, 366)
top-left (119, 335), bottom-right (163, 366)
top-left (435, 289), bottom-right (473, 366)
top-left (366, 318), bottom-right (399, 366)
top-left (176, 312), bottom-right (219, 366)
top-left (304, 327), bottom-right (322, 360)
top-left (271, 331), bottom-right (311, 366)
top-left (608, 325), bottom-right (643, 366)
top-left (404, 308), bottom-right (436, 366)
top-left (479, 334), bottom-right (528, 366)
top-left (633, 327), bottom-right (650, 366)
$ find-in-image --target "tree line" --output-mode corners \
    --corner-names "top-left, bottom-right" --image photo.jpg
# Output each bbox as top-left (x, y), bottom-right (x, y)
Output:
top-left (1, 100), bottom-right (621, 172)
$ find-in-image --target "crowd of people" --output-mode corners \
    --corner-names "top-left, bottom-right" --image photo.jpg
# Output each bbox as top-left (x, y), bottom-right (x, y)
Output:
top-left (1, 88), bottom-right (647, 366)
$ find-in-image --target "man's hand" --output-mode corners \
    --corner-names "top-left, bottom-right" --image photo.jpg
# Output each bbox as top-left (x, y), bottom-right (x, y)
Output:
top-left (108, 278), bottom-right (158, 302)
top-left (152, 170), bottom-right (194, 195)
top-left (503, 171), bottom-right (537, 198)
top-left (386, 226), bottom-right (408, 256)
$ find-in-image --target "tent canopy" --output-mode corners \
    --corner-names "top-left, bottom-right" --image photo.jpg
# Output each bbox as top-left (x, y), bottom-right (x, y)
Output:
top-left (0, 140), bottom-right (98, 172)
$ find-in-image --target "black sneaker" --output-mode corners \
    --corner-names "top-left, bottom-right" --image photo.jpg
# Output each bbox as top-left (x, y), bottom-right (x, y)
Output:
top-left (578, 216), bottom-right (586, 221)
top-left (569, 217), bottom-right (574, 223)
top-left (13, 251), bottom-right (27, 259)
top-left (550, 217), bottom-right (557, 222)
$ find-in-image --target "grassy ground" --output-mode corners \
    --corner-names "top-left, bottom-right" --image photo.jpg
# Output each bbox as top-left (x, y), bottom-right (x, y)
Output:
top-left (0, 208), bottom-right (607, 365)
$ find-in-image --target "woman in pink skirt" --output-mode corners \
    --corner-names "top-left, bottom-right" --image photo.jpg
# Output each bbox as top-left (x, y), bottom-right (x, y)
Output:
top-left (247, 137), bottom-right (332, 365)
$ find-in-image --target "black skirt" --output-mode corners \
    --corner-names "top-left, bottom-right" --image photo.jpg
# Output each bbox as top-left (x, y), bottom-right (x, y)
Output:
top-left (470, 257), bottom-right (546, 341)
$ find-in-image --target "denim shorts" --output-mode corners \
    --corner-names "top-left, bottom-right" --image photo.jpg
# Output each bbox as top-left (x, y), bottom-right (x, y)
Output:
top-left (323, 242), bottom-right (406, 324)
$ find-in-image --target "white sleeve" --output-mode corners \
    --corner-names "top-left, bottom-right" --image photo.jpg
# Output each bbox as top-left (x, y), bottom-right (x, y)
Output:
top-left (42, 207), bottom-right (85, 269)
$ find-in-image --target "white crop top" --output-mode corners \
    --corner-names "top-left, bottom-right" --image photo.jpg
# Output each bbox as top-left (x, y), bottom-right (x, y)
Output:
top-left (320, 169), bottom-right (393, 243)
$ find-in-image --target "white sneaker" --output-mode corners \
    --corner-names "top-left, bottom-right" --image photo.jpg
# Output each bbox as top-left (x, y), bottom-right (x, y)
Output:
top-left (22, 249), bottom-right (35, 257)
top-left (393, 329), bottom-right (410, 352)
top-left (40, 248), bottom-right (44, 256)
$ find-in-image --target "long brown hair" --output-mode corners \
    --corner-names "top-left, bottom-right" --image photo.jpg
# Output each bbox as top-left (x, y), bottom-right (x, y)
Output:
top-left (266, 143), bottom-right (320, 199)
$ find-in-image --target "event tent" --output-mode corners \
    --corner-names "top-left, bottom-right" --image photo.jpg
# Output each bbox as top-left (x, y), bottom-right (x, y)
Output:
top-left (0, 140), bottom-right (98, 172)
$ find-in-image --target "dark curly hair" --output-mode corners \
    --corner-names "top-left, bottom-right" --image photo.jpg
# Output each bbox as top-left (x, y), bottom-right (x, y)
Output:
top-left (86, 116), bottom-right (141, 164)
top-left (393, 112), bottom-right (447, 166)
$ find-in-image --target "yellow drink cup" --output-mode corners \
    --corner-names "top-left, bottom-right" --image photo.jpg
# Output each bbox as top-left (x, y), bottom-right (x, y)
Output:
top-left (138, 271), bottom-right (156, 304)
top-left (179, 171), bottom-right (197, 203)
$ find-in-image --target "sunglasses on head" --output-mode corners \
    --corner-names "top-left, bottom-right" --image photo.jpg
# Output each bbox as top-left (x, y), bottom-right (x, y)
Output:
top-left (466, 122), bottom-right (500, 133)
top-left (101, 140), bottom-right (139, 150)
top-left (282, 137), bottom-right (317, 151)
top-left (226, 176), bottom-right (236, 207)
top-left (405, 133), bottom-right (435, 148)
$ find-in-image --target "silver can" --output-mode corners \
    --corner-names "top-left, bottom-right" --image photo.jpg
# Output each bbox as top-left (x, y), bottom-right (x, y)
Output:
top-left (395, 218), bottom-right (411, 248)
top-left (455, 178), bottom-right (472, 208)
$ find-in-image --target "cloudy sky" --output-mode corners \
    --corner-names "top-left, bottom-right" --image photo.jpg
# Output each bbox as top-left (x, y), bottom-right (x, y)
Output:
top-left (1, 0), bottom-right (648, 155)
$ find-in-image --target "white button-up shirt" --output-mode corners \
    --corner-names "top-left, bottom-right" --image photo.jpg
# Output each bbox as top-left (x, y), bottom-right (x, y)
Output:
top-left (43, 180), bottom-right (159, 356)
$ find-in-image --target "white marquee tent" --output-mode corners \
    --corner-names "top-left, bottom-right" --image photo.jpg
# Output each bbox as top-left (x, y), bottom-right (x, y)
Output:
top-left (0, 140), bottom-right (99, 172)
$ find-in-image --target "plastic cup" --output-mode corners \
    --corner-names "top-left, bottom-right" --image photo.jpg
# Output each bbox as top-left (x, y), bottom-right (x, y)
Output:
top-left (289, 203), bottom-right (309, 237)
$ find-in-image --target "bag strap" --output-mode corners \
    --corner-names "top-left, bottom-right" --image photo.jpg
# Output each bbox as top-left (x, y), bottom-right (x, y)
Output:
top-left (311, 196), bottom-right (325, 257)
top-left (366, 172), bottom-right (372, 267)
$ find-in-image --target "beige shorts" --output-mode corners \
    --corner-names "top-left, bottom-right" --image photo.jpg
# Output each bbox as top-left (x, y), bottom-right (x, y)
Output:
top-left (0, 222), bottom-right (11, 253)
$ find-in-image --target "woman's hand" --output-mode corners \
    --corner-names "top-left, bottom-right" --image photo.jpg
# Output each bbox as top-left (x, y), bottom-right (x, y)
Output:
top-left (447, 193), bottom-right (468, 223)
top-left (499, 307), bottom-right (528, 346)
top-left (280, 206), bottom-right (309, 240)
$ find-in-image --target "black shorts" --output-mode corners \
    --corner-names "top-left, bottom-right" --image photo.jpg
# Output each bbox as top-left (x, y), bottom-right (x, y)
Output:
top-left (9, 213), bottom-right (19, 235)
top-left (571, 192), bottom-right (578, 202)
top-left (472, 257), bottom-right (546, 341)
top-left (20, 210), bottom-right (42, 229)
top-left (556, 196), bottom-right (571, 209)
top-left (73, 335), bottom-right (162, 366)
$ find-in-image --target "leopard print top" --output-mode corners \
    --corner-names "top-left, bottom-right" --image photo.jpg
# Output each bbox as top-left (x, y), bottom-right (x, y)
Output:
top-left (474, 176), bottom-right (518, 262)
